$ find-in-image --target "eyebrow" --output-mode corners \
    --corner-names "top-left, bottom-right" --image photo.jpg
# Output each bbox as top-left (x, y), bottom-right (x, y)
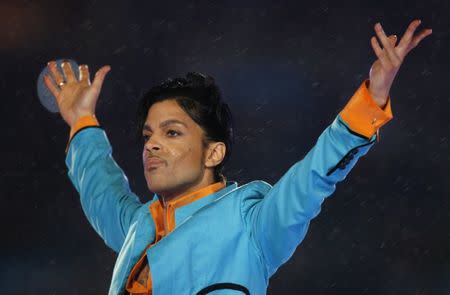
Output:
top-left (143, 119), bottom-right (188, 132)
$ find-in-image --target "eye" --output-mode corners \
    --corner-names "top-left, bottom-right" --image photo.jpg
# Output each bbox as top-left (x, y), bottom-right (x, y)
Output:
top-left (142, 134), bottom-right (151, 143)
top-left (167, 129), bottom-right (181, 137)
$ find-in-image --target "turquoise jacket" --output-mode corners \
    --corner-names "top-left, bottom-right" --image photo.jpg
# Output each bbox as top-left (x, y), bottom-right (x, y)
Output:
top-left (65, 82), bottom-right (392, 294)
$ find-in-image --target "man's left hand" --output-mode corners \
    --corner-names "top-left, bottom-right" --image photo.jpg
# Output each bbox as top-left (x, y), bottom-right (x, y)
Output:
top-left (368, 19), bottom-right (432, 108)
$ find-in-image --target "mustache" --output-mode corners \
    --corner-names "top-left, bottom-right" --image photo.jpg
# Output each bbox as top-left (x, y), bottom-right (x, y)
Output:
top-left (145, 153), bottom-right (165, 162)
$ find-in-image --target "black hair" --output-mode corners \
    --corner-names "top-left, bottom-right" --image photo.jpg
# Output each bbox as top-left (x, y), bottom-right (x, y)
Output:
top-left (136, 72), bottom-right (233, 183)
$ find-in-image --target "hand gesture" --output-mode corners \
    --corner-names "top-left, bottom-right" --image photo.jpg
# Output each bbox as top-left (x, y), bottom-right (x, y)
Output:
top-left (368, 19), bottom-right (432, 108)
top-left (44, 60), bottom-right (111, 127)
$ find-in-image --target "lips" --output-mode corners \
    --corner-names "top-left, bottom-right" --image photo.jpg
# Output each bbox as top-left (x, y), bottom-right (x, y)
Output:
top-left (145, 156), bottom-right (165, 169)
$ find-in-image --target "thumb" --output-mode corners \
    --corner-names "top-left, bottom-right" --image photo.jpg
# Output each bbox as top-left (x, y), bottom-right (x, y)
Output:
top-left (92, 65), bottom-right (111, 92)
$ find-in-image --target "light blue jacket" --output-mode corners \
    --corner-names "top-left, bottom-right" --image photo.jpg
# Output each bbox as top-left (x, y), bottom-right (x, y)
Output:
top-left (65, 113), bottom-right (379, 295)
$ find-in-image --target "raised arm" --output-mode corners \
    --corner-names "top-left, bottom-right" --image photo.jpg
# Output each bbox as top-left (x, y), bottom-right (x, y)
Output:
top-left (240, 19), bottom-right (431, 276)
top-left (241, 81), bottom-right (392, 276)
top-left (65, 116), bottom-right (142, 252)
top-left (45, 61), bottom-right (144, 252)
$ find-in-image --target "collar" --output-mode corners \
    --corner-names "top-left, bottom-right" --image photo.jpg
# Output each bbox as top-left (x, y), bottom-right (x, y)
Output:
top-left (149, 181), bottom-right (238, 236)
top-left (158, 180), bottom-right (227, 209)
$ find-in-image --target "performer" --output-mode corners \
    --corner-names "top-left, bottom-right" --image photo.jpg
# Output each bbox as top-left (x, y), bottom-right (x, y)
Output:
top-left (44, 20), bottom-right (431, 294)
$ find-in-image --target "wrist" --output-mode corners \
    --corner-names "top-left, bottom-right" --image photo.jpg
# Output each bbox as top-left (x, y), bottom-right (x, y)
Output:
top-left (69, 114), bottom-right (99, 138)
top-left (66, 114), bottom-right (100, 154)
top-left (366, 81), bottom-right (389, 109)
top-left (69, 112), bottom-right (96, 128)
top-left (371, 96), bottom-right (388, 109)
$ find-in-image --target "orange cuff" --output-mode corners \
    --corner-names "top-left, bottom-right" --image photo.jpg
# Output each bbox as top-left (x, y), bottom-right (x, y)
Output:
top-left (65, 115), bottom-right (100, 153)
top-left (339, 80), bottom-right (393, 139)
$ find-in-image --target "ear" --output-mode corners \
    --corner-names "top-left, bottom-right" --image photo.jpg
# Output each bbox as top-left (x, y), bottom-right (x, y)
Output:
top-left (204, 142), bottom-right (226, 168)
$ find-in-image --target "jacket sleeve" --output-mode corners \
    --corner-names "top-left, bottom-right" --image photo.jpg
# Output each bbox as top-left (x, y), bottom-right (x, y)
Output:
top-left (65, 116), bottom-right (143, 253)
top-left (240, 80), bottom-right (393, 276)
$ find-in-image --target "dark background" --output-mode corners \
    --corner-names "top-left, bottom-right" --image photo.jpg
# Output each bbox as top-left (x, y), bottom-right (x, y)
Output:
top-left (1, 0), bottom-right (449, 294)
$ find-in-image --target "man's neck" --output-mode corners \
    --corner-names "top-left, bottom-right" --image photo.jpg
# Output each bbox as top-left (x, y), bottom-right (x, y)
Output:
top-left (159, 175), bottom-right (217, 207)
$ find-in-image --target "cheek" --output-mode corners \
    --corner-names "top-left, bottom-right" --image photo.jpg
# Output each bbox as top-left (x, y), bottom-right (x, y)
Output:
top-left (170, 145), bottom-right (203, 172)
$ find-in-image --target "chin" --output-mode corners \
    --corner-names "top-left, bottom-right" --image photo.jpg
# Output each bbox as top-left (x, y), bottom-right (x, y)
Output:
top-left (145, 177), bottom-right (177, 195)
top-left (145, 179), bottom-right (164, 193)
top-left (144, 170), bottom-right (202, 196)
top-left (145, 173), bottom-right (163, 191)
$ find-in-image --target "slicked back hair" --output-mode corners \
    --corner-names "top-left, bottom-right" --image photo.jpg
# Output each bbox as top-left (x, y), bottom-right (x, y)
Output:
top-left (136, 72), bottom-right (234, 183)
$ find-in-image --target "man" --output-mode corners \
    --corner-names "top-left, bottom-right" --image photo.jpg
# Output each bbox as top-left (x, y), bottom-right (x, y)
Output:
top-left (44, 20), bottom-right (431, 294)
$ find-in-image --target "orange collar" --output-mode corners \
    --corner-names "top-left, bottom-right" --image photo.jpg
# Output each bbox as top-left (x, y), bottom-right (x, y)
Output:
top-left (163, 181), bottom-right (226, 209)
top-left (150, 181), bottom-right (227, 236)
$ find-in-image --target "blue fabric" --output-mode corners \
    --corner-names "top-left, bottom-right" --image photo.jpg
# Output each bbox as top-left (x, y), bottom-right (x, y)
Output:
top-left (65, 115), bottom-right (377, 295)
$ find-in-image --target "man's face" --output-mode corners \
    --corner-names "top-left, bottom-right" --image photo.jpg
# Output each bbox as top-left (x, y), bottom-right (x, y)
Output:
top-left (142, 99), bottom-right (208, 196)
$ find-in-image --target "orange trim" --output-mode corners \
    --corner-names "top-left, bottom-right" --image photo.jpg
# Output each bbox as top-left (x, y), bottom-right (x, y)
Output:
top-left (169, 181), bottom-right (226, 209)
top-left (126, 251), bottom-right (152, 293)
top-left (126, 201), bottom-right (164, 294)
top-left (65, 114), bottom-right (99, 153)
top-left (166, 181), bottom-right (226, 232)
top-left (69, 114), bottom-right (99, 140)
top-left (339, 80), bottom-right (393, 139)
top-left (126, 181), bottom-right (226, 294)
top-left (149, 201), bottom-right (166, 240)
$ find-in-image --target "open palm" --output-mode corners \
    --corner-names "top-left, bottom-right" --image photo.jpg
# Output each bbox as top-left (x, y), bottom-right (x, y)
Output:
top-left (44, 61), bottom-right (111, 127)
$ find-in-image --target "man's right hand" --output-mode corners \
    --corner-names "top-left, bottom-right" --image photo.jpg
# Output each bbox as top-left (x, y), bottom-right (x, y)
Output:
top-left (44, 60), bottom-right (111, 128)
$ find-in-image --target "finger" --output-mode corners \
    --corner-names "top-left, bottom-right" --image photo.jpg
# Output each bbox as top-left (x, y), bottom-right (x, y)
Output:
top-left (79, 64), bottom-right (91, 85)
top-left (397, 19), bottom-right (422, 52)
top-left (47, 61), bottom-right (65, 86)
top-left (389, 35), bottom-right (398, 46)
top-left (61, 61), bottom-right (77, 83)
top-left (371, 36), bottom-right (392, 69)
top-left (406, 28), bottom-right (433, 54)
top-left (43, 74), bottom-right (61, 100)
top-left (91, 65), bottom-right (111, 93)
top-left (374, 23), bottom-right (402, 67)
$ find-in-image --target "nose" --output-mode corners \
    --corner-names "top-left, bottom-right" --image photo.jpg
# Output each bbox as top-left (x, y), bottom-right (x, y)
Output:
top-left (144, 135), bottom-right (161, 152)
